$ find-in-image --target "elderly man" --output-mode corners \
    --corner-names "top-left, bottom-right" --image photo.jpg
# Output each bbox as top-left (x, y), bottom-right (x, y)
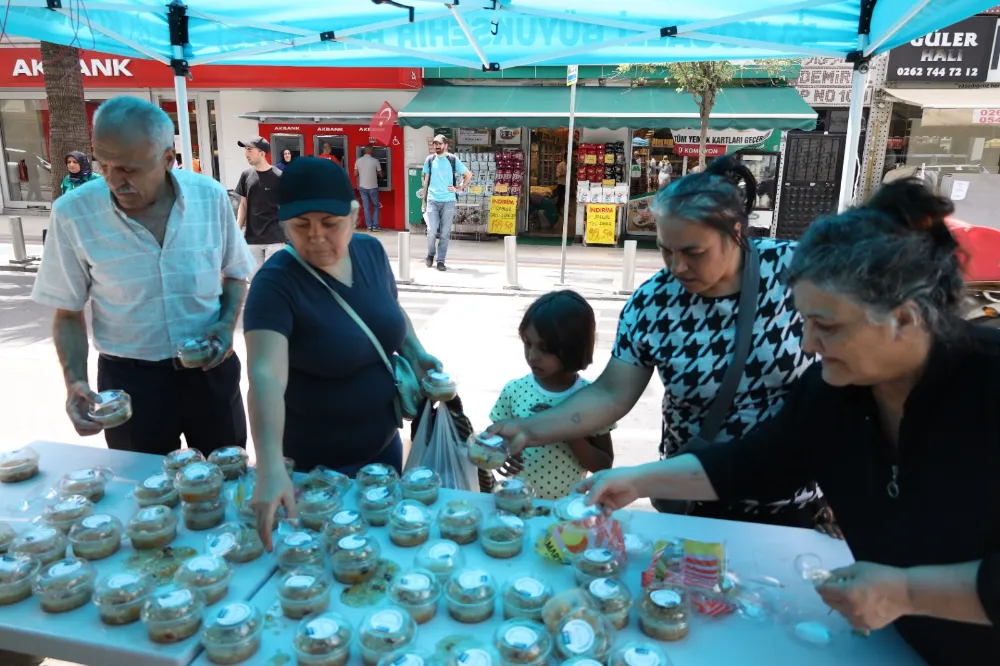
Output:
top-left (31, 96), bottom-right (256, 456)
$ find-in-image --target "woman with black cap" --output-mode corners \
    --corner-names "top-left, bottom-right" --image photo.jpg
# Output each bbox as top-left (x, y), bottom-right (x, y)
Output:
top-left (243, 156), bottom-right (442, 547)
top-left (60, 151), bottom-right (101, 195)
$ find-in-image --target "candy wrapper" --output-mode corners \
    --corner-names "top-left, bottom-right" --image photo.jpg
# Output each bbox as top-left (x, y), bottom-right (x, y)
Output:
top-left (535, 509), bottom-right (625, 564)
top-left (642, 538), bottom-right (738, 617)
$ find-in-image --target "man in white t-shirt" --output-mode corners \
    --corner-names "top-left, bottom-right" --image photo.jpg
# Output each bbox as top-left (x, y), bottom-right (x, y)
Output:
top-left (355, 146), bottom-right (383, 232)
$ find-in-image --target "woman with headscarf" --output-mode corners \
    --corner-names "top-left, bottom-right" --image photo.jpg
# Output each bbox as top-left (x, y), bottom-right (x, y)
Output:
top-left (60, 151), bottom-right (101, 195)
top-left (276, 149), bottom-right (294, 172)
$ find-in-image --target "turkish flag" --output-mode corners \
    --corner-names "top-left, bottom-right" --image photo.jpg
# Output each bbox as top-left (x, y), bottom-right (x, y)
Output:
top-left (369, 101), bottom-right (397, 146)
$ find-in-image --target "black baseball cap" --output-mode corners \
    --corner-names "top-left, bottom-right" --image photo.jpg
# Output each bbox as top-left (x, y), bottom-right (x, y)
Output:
top-left (238, 136), bottom-right (270, 153)
top-left (278, 156), bottom-right (354, 221)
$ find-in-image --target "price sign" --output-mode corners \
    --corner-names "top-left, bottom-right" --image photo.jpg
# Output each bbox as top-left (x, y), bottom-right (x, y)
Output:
top-left (604, 154), bottom-right (616, 164)
top-left (468, 185), bottom-right (484, 194)
top-left (494, 183), bottom-right (509, 193)
top-left (489, 196), bottom-right (519, 235)
top-left (601, 179), bottom-right (616, 187)
top-left (973, 109), bottom-right (1000, 124)
top-left (584, 154), bottom-right (597, 165)
top-left (585, 203), bottom-right (616, 246)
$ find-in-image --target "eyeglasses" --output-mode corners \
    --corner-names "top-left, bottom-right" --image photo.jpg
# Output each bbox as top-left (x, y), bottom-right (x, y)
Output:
top-left (432, 141), bottom-right (444, 146)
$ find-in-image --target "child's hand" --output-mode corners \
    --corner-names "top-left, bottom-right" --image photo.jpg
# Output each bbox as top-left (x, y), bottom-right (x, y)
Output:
top-left (497, 454), bottom-right (524, 477)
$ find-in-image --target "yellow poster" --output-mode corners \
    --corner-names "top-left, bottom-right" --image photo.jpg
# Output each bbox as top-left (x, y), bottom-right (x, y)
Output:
top-left (586, 203), bottom-right (617, 245)
top-left (584, 154), bottom-right (597, 165)
top-left (489, 196), bottom-right (519, 235)
top-left (604, 154), bottom-right (615, 164)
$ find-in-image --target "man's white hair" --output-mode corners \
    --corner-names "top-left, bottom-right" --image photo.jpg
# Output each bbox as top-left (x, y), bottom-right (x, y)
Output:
top-left (93, 96), bottom-right (175, 156)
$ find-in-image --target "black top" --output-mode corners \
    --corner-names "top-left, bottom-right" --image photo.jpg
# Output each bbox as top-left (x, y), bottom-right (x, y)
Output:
top-left (242, 234), bottom-right (407, 472)
top-left (695, 325), bottom-right (1000, 665)
top-left (236, 166), bottom-right (283, 244)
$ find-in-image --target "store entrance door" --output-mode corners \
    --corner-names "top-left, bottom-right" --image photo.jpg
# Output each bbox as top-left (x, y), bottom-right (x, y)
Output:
top-left (155, 93), bottom-right (216, 179)
top-left (774, 132), bottom-right (845, 240)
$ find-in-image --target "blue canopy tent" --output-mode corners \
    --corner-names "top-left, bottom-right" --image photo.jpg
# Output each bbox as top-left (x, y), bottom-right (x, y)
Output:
top-left (1, 0), bottom-right (995, 212)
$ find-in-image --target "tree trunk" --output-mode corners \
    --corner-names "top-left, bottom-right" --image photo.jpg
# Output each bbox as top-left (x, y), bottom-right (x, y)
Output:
top-left (40, 42), bottom-right (90, 202)
top-left (697, 89), bottom-right (716, 170)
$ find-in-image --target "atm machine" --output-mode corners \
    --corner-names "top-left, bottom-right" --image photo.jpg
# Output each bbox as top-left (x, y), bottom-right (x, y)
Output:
top-left (734, 149), bottom-right (781, 237)
top-left (269, 132), bottom-right (304, 163)
top-left (314, 134), bottom-right (349, 169)
top-left (355, 145), bottom-right (391, 191)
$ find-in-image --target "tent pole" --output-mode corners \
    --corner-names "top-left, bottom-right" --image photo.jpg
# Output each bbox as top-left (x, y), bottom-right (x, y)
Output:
top-left (558, 74), bottom-right (578, 285)
top-left (837, 39), bottom-right (870, 212)
top-left (172, 47), bottom-right (194, 171)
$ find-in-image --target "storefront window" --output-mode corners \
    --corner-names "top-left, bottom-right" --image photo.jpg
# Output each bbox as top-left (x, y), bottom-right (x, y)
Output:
top-left (528, 128), bottom-right (570, 236)
top-left (159, 99), bottom-right (201, 170)
top-left (1, 99), bottom-right (51, 203)
top-left (207, 99), bottom-right (220, 181)
top-left (450, 127), bottom-right (526, 237)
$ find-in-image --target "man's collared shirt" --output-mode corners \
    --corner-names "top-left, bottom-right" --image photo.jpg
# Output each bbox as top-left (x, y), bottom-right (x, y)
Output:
top-left (32, 170), bottom-right (256, 362)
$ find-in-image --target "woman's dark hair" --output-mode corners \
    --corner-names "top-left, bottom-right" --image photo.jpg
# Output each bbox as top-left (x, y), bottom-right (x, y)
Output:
top-left (784, 178), bottom-right (964, 338)
top-left (651, 154), bottom-right (758, 249)
top-left (519, 290), bottom-right (596, 373)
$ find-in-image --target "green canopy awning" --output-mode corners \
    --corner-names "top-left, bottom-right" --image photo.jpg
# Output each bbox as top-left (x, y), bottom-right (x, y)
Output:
top-left (398, 85), bottom-right (817, 131)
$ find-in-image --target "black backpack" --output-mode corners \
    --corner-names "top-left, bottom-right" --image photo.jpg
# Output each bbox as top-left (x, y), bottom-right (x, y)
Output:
top-left (424, 153), bottom-right (459, 186)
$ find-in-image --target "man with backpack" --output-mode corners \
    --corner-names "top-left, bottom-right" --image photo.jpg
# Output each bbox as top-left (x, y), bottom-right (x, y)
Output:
top-left (421, 134), bottom-right (471, 271)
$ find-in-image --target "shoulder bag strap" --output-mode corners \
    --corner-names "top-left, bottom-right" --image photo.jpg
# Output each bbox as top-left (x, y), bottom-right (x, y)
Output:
top-left (689, 240), bottom-right (762, 446)
top-left (283, 246), bottom-right (396, 379)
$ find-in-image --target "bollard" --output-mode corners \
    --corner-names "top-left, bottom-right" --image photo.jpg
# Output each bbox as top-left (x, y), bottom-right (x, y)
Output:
top-left (397, 231), bottom-right (414, 285)
top-left (503, 235), bottom-right (521, 291)
top-left (9, 216), bottom-right (28, 263)
top-left (619, 240), bottom-right (637, 294)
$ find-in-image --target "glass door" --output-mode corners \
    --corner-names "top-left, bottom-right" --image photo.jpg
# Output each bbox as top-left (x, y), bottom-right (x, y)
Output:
top-left (155, 92), bottom-right (205, 176)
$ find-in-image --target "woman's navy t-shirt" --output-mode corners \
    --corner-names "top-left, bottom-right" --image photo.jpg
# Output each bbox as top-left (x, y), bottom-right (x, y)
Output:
top-left (243, 234), bottom-right (406, 471)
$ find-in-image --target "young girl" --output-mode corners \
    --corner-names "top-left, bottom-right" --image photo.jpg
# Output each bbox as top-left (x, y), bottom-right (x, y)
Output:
top-left (489, 290), bottom-right (614, 499)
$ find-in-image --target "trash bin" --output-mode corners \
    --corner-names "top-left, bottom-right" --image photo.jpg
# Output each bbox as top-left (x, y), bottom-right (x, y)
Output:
top-left (407, 166), bottom-right (424, 226)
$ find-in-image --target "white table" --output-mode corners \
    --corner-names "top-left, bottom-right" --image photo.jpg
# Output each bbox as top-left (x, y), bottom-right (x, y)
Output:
top-left (192, 489), bottom-right (925, 666)
top-left (0, 441), bottom-right (277, 666)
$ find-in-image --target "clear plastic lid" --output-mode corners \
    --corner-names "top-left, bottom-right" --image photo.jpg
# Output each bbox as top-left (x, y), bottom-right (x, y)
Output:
top-left (555, 609), bottom-right (614, 659)
top-left (414, 540), bottom-right (466, 578)
top-left (208, 523), bottom-right (263, 558)
top-left (502, 575), bottom-right (552, 609)
top-left (482, 512), bottom-right (525, 540)
top-left (278, 567), bottom-right (332, 600)
top-left (174, 462), bottom-right (224, 491)
top-left (175, 555), bottom-right (233, 587)
top-left (208, 447), bottom-right (249, 469)
top-left (127, 505), bottom-right (178, 534)
top-left (43, 495), bottom-right (95, 527)
top-left (494, 619), bottom-right (552, 664)
top-left (0, 553), bottom-right (40, 585)
top-left (134, 473), bottom-right (176, 501)
top-left (93, 571), bottom-right (156, 606)
top-left (639, 585), bottom-right (689, 621)
top-left (425, 370), bottom-right (453, 386)
top-left (360, 485), bottom-right (402, 511)
top-left (608, 642), bottom-right (673, 666)
top-left (357, 463), bottom-right (400, 488)
top-left (360, 607), bottom-right (417, 647)
top-left (58, 468), bottom-right (109, 495)
top-left (400, 467), bottom-right (442, 491)
top-left (32, 557), bottom-right (97, 595)
top-left (390, 501), bottom-right (433, 531)
top-left (467, 434), bottom-right (509, 469)
top-left (585, 577), bottom-right (632, 611)
top-left (307, 467), bottom-right (352, 493)
top-left (163, 448), bottom-right (206, 474)
top-left (438, 500), bottom-right (482, 529)
top-left (276, 531), bottom-right (324, 565)
top-left (377, 649), bottom-right (437, 666)
top-left (330, 534), bottom-right (380, 567)
top-left (87, 390), bottom-right (132, 423)
top-left (176, 337), bottom-right (214, 363)
top-left (623, 533), bottom-right (652, 558)
top-left (323, 510), bottom-right (367, 541)
top-left (142, 584), bottom-right (206, 622)
top-left (554, 494), bottom-right (603, 522)
top-left (0, 446), bottom-right (38, 469)
top-left (574, 548), bottom-right (624, 579)
top-left (69, 513), bottom-right (123, 542)
top-left (492, 478), bottom-right (534, 501)
top-left (202, 601), bottom-right (263, 643)
top-left (11, 525), bottom-right (65, 556)
top-left (389, 568), bottom-right (441, 606)
top-left (294, 611), bottom-right (354, 653)
top-left (451, 644), bottom-right (503, 666)
top-left (298, 488), bottom-right (342, 516)
top-left (446, 568), bottom-right (497, 604)
top-left (0, 521), bottom-right (15, 550)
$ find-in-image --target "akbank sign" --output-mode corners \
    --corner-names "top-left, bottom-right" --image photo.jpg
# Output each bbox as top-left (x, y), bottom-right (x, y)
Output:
top-left (12, 57), bottom-right (133, 78)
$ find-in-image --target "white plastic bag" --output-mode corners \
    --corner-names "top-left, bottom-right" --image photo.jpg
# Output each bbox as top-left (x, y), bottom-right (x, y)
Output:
top-left (405, 402), bottom-right (477, 491)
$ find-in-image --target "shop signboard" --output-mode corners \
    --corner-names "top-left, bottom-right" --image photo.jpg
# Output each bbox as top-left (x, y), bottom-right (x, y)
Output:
top-left (489, 196), bottom-right (518, 235)
top-left (457, 128), bottom-right (491, 145)
top-left (585, 203), bottom-right (616, 245)
top-left (887, 136), bottom-right (905, 150)
top-left (495, 127), bottom-right (523, 145)
top-left (886, 16), bottom-right (998, 83)
top-left (973, 108), bottom-right (1000, 124)
top-left (795, 57), bottom-right (874, 107)
top-left (671, 128), bottom-right (778, 156)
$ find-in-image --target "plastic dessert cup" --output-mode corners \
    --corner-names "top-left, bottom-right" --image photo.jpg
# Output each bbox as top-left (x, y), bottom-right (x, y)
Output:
top-left (33, 557), bottom-right (97, 613)
top-left (68, 513), bottom-right (123, 561)
top-left (0, 447), bottom-right (39, 483)
top-left (0, 522), bottom-right (15, 554)
top-left (10, 526), bottom-right (67, 567)
top-left (141, 584), bottom-right (206, 644)
top-left (201, 601), bottom-right (264, 664)
top-left (176, 338), bottom-right (215, 369)
top-left (126, 505), bottom-right (178, 550)
top-left (208, 523), bottom-right (264, 564)
top-left (492, 478), bottom-right (534, 516)
top-left (467, 434), bottom-right (509, 471)
top-left (87, 390), bottom-right (132, 428)
top-left (293, 612), bottom-right (354, 666)
top-left (553, 608), bottom-right (615, 661)
top-left (608, 642), bottom-right (673, 666)
top-left (493, 619), bottom-right (552, 666)
top-left (583, 577), bottom-right (633, 630)
top-left (277, 567), bottom-right (333, 619)
top-left (163, 448), bottom-right (205, 475)
top-left (437, 500), bottom-right (482, 545)
top-left (358, 485), bottom-right (402, 527)
top-left (414, 539), bottom-right (465, 582)
top-left (175, 462), bottom-right (225, 503)
top-left (330, 534), bottom-right (381, 585)
top-left (573, 548), bottom-right (625, 586)
top-left (358, 608), bottom-right (417, 666)
top-left (57, 468), bottom-right (109, 503)
top-left (92, 572), bottom-right (155, 625)
top-left (322, 510), bottom-right (368, 543)
top-left (182, 497), bottom-right (227, 531)
top-left (388, 568), bottom-right (441, 624)
top-left (445, 568), bottom-right (497, 624)
top-left (208, 447), bottom-right (249, 481)
top-left (0, 554), bottom-right (40, 605)
top-left (134, 473), bottom-right (180, 508)
top-left (480, 512), bottom-right (525, 559)
top-left (502, 575), bottom-right (553, 621)
top-left (400, 467), bottom-right (442, 505)
top-left (388, 500), bottom-right (433, 548)
top-left (356, 463), bottom-right (400, 489)
top-left (276, 531), bottom-right (325, 573)
top-left (638, 585), bottom-right (690, 642)
top-left (298, 488), bottom-right (343, 532)
top-left (42, 495), bottom-right (95, 533)
top-left (174, 555), bottom-right (234, 605)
